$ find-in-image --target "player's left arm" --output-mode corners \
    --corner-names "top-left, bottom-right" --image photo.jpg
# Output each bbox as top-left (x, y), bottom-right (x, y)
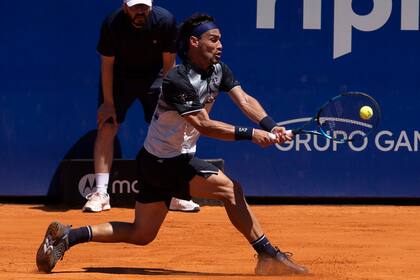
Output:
top-left (228, 86), bottom-right (290, 140)
top-left (228, 86), bottom-right (268, 124)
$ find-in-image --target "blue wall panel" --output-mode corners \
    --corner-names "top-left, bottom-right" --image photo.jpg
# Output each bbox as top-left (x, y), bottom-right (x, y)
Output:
top-left (1, 0), bottom-right (419, 197)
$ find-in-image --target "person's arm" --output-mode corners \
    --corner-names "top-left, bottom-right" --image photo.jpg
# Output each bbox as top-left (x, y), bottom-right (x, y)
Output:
top-left (97, 55), bottom-right (117, 128)
top-left (228, 86), bottom-right (268, 124)
top-left (183, 109), bottom-right (279, 147)
top-left (101, 55), bottom-right (115, 105)
top-left (228, 86), bottom-right (291, 141)
top-left (162, 52), bottom-right (176, 77)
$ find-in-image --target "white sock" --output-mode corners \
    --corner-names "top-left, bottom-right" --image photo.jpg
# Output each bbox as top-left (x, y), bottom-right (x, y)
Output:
top-left (95, 173), bottom-right (109, 194)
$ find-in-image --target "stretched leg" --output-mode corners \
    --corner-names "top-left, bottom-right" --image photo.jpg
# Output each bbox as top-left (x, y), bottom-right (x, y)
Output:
top-left (189, 172), bottom-right (262, 242)
top-left (89, 201), bottom-right (168, 245)
top-left (189, 171), bottom-right (308, 275)
top-left (36, 201), bottom-right (168, 273)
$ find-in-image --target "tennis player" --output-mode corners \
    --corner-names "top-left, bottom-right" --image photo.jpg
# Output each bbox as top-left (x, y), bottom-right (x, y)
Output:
top-left (36, 13), bottom-right (308, 275)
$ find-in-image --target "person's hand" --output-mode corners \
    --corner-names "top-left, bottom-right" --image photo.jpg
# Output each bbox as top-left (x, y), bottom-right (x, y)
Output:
top-left (271, 126), bottom-right (293, 143)
top-left (97, 103), bottom-right (117, 129)
top-left (252, 129), bottom-right (279, 148)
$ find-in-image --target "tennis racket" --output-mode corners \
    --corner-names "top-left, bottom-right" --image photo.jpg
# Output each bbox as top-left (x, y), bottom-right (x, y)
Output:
top-left (273, 92), bottom-right (381, 143)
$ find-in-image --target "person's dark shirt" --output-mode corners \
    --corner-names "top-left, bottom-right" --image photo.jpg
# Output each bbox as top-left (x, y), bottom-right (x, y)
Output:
top-left (143, 61), bottom-right (241, 157)
top-left (97, 6), bottom-right (177, 80)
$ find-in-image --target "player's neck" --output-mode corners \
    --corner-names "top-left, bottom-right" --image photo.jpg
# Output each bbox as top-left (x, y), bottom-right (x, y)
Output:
top-left (188, 59), bottom-right (211, 73)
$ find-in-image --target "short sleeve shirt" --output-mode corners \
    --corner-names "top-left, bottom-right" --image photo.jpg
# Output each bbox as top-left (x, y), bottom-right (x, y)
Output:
top-left (97, 6), bottom-right (177, 79)
top-left (144, 61), bottom-right (241, 158)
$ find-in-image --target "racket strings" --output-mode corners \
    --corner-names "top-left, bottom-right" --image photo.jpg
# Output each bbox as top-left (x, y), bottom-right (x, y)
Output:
top-left (318, 94), bottom-right (380, 142)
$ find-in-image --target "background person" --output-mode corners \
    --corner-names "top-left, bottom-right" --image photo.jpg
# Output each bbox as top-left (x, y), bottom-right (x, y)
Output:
top-left (84, 0), bottom-right (200, 213)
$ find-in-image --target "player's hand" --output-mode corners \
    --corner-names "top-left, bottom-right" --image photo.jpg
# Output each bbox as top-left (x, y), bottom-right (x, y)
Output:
top-left (97, 103), bottom-right (117, 129)
top-left (271, 126), bottom-right (293, 142)
top-left (252, 129), bottom-right (279, 148)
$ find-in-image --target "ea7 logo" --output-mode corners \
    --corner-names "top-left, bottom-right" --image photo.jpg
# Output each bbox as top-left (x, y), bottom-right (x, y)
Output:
top-left (238, 127), bottom-right (249, 132)
top-left (78, 174), bottom-right (96, 198)
top-left (256, 0), bottom-right (419, 58)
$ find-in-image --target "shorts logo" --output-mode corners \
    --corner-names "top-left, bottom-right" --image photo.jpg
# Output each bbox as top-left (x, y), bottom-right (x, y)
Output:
top-left (78, 174), bottom-right (96, 198)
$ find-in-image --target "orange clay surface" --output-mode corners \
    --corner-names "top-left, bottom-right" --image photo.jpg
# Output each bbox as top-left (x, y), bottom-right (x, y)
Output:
top-left (1, 204), bottom-right (420, 280)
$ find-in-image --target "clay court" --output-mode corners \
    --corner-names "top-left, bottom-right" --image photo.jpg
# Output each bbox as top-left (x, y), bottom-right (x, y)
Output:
top-left (1, 203), bottom-right (420, 280)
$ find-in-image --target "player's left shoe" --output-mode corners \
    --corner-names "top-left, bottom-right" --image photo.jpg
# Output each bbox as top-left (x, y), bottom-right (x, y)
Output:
top-left (169, 198), bottom-right (200, 212)
top-left (255, 248), bottom-right (308, 275)
top-left (36, 221), bottom-right (70, 273)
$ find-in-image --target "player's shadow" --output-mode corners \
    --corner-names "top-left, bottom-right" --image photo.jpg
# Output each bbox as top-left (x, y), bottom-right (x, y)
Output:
top-left (81, 267), bottom-right (253, 276)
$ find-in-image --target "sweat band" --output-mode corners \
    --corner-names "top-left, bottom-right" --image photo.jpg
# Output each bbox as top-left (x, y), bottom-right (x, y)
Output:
top-left (259, 116), bottom-right (277, 132)
top-left (234, 126), bottom-right (253, 140)
top-left (191, 22), bottom-right (218, 38)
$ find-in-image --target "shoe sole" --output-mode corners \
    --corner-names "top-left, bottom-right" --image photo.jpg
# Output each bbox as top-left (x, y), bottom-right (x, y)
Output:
top-left (255, 257), bottom-right (308, 275)
top-left (82, 205), bottom-right (111, 212)
top-left (168, 207), bottom-right (200, 212)
top-left (36, 222), bottom-right (66, 273)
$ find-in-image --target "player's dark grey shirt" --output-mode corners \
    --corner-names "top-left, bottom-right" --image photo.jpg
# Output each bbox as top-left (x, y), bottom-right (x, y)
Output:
top-left (144, 62), bottom-right (240, 158)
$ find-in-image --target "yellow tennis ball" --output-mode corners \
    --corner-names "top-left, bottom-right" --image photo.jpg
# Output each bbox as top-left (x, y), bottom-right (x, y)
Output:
top-left (359, 106), bottom-right (373, 120)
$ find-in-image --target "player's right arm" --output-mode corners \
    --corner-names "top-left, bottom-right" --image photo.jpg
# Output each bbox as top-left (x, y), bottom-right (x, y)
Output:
top-left (183, 109), bottom-right (279, 148)
top-left (97, 55), bottom-right (117, 128)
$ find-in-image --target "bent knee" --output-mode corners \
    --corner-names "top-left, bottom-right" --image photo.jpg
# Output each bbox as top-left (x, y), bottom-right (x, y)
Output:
top-left (216, 180), bottom-right (243, 204)
top-left (130, 233), bottom-right (157, 246)
top-left (97, 123), bottom-right (119, 138)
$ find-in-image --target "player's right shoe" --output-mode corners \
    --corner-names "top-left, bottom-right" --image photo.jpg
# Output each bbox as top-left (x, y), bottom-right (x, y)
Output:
top-left (82, 192), bottom-right (111, 212)
top-left (36, 221), bottom-right (70, 273)
top-left (255, 248), bottom-right (309, 275)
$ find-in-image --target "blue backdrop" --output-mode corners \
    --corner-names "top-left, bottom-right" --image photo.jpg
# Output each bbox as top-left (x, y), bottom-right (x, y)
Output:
top-left (1, 0), bottom-right (419, 197)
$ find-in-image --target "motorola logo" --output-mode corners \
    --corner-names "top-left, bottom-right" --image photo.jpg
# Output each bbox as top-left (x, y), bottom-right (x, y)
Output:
top-left (78, 174), bottom-right (96, 198)
top-left (78, 174), bottom-right (139, 198)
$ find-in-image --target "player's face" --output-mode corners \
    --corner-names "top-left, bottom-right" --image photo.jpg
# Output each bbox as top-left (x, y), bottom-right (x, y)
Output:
top-left (198, 29), bottom-right (223, 65)
top-left (124, 4), bottom-right (151, 28)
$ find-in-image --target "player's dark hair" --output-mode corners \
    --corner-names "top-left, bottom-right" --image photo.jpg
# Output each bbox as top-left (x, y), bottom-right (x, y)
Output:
top-left (177, 14), bottom-right (216, 61)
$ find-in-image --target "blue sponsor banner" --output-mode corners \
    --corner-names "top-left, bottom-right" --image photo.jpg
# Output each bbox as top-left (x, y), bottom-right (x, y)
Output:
top-left (1, 0), bottom-right (419, 197)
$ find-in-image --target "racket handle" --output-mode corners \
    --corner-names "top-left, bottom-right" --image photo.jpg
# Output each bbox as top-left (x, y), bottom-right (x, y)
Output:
top-left (285, 129), bottom-right (294, 137)
top-left (269, 130), bottom-right (295, 140)
top-left (268, 133), bottom-right (276, 140)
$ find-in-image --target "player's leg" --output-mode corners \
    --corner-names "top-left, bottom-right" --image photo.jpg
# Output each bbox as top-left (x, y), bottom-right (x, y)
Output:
top-left (81, 201), bottom-right (168, 244)
top-left (189, 169), bottom-right (263, 242)
top-left (36, 201), bottom-right (168, 273)
top-left (188, 160), bottom-right (308, 275)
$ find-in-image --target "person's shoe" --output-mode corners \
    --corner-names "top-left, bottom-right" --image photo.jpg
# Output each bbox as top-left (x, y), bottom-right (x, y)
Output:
top-left (36, 221), bottom-right (71, 273)
top-left (169, 198), bottom-right (200, 212)
top-left (82, 192), bottom-right (111, 212)
top-left (255, 248), bottom-right (309, 275)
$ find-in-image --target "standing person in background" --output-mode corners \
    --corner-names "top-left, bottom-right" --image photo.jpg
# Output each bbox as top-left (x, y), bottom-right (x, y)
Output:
top-left (36, 13), bottom-right (308, 276)
top-left (83, 0), bottom-right (200, 213)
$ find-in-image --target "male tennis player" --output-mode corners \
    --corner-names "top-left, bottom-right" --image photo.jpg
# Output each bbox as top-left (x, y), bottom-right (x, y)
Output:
top-left (36, 13), bottom-right (308, 275)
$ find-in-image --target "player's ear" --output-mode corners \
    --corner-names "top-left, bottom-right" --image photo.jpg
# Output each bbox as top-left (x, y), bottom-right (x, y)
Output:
top-left (189, 36), bottom-right (200, 48)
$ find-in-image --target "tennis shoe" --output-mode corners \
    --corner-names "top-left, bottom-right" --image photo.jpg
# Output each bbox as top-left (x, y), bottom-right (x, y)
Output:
top-left (36, 221), bottom-right (70, 273)
top-left (169, 198), bottom-right (200, 212)
top-left (255, 248), bottom-right (308, 275)
top-left (82, 192), bottom-right (111, 212)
